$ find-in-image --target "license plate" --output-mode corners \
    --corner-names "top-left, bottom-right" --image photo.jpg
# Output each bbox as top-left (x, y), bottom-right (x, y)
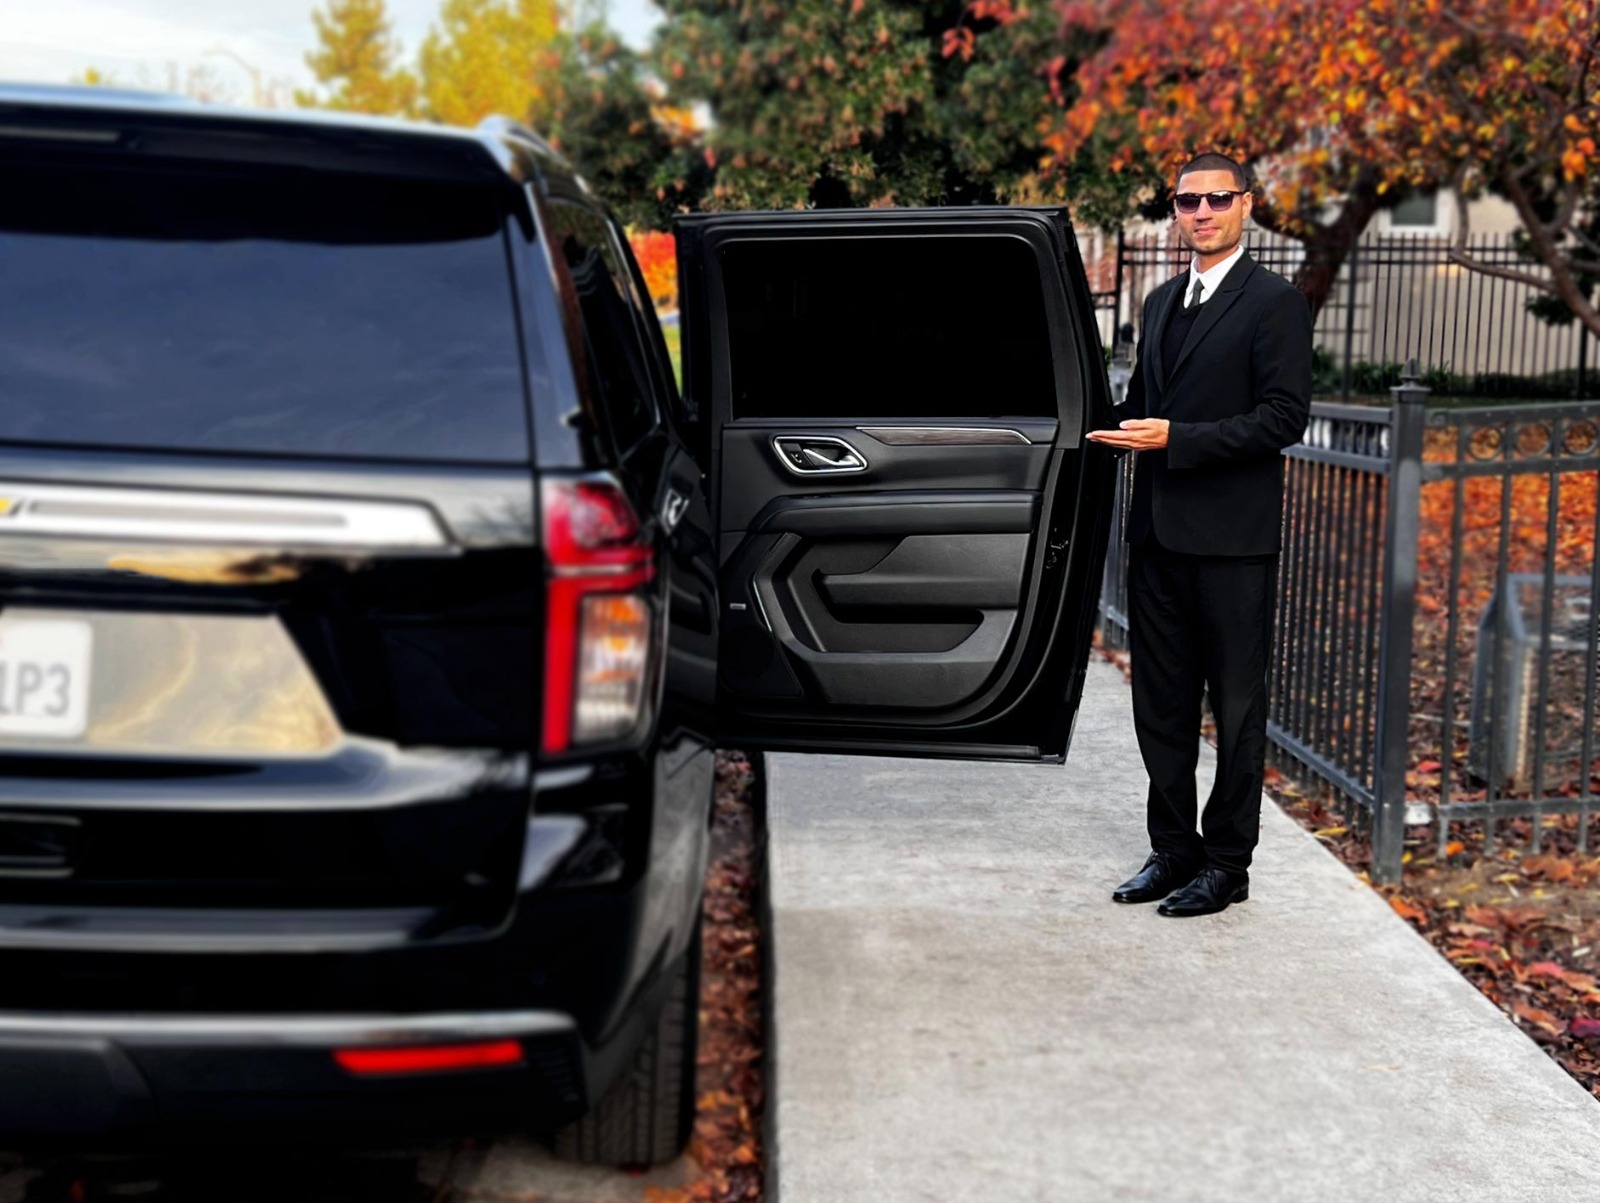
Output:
top-left (0, 619), bottom-right (92, 739)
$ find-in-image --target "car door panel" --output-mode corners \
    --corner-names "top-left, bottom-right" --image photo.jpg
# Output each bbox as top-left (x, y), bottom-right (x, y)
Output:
top-left (814, 532), bottom-right (1029, 610)
top-left (716, 421), bottom-right (1054, 533)
top-left (674, 207), bottom-right (1116, 761)
top-left (718, 488), bottom-right (1040, 708)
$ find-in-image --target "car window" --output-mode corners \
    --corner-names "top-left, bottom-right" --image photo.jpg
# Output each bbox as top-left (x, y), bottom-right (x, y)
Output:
top-left (543, 200), bottom-right (660, 455)
top-left (0, 160), bottom-right (529, 463)
top-left (607, 217), bottom-right (681, 423)
top-left (717, 234), bottom-right (1058, 420)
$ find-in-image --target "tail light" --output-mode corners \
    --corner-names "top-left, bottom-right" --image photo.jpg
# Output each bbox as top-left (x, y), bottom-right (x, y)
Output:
top-left (541, 477), bottom-right (656, 754)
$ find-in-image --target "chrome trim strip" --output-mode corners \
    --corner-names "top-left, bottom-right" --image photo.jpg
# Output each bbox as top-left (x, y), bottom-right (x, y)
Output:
top-left (0, 927), bottom-right (413, 955)
top-left (550, 563), bottom-right (642, 578)
top-left (0, 124), bottom-right (122, 144)
top-left (855, 426), bottom-right (1032, 446)
top-left (534, 765), bottom-right (594, 791)
top-left (0, 481), bottom-right (451, 550)
top-left (0, 1009), bottom-right (574, 1045)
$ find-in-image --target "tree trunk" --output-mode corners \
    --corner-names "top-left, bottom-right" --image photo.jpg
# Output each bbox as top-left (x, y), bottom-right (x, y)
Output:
top-left (1252, 171), bottom-right (1383, 320)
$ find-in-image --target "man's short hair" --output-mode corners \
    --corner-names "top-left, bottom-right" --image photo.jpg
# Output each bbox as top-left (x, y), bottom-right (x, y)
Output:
top-left (1175, 153), bottom-right (1250, 192)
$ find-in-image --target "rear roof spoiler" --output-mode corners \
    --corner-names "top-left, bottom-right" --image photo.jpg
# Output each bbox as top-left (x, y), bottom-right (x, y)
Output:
top-left (0, 84), bottom-right (522, 185)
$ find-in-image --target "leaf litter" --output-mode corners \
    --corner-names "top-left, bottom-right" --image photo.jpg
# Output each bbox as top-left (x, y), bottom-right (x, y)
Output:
top-left (1273, 769), bottom-right (1600, 1097)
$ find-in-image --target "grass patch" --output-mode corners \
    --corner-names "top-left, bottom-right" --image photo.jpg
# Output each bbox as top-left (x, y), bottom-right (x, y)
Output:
top-left (660, 321), bottom-right (682, 391)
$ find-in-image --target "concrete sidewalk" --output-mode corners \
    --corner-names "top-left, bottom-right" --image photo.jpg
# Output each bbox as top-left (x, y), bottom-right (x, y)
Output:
top-left (765, 659), bottom-right (1600, 1203)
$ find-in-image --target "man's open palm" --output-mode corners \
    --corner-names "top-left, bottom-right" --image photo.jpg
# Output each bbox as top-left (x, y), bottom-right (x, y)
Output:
top-left (1087, 418), bottom-right (1170, 450)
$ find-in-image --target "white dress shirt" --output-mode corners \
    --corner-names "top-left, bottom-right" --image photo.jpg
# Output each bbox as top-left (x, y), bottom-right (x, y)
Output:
top-left (1186, 244), bottom-right (1245, 307)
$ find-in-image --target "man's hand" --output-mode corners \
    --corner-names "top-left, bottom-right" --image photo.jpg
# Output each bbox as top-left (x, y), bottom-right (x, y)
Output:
top-left (1086, 418), bottom-right (1170, 450)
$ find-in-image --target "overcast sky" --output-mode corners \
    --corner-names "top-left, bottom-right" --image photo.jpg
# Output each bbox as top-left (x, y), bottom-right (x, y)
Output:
top-left (0, 0), bottom-right (663, 102)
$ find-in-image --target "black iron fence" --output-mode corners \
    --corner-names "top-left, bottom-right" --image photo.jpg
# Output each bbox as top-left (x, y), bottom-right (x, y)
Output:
top-left (1098, 377), bottom-right (1600, 881)
top-left (1082, 227), bottom-right (1597, 402)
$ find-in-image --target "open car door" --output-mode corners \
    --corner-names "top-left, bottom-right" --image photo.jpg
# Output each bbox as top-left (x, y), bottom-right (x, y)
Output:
top-left (674, 207), bottom-right (1118, 762)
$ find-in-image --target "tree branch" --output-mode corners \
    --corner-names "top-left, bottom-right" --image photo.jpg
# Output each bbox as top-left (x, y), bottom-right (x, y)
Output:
top-left (1548, 179), bottom-right (1581, 241)
top-left (1497, 166), bottom-right (1600, 338)
top-left (1449, 181), bottom-right (1561, 289)
top-left (1445, 249), bottom-right (1558, 290)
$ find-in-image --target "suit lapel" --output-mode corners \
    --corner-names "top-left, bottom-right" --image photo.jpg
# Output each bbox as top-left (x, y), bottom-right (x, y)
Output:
top-left (1146, 273), bottom-right (1184, 395)
top-left (1167, 253), bottom-right (1257, 387)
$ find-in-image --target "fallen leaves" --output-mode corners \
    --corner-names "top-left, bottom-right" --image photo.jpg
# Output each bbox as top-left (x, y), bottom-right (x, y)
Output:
top-left (1523, 855), bottom-right (1584, 884)
top-left (669, 751), bottom-right (766, 1203)
top-left (1389, 896), bottom-right (1428, 923)
top-left (1407, 460), bottom-right (1598, 810)
top-left (1090, 640), bottom-right (1132, 684)
top-left (1512, 1001), bottom-right (1566, 1038)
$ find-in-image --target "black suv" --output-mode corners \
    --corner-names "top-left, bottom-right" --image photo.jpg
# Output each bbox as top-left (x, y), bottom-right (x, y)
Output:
top-left (0, 86), bottom-right (1115, 1165)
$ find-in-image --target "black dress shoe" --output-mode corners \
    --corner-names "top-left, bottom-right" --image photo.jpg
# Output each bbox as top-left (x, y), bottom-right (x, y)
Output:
top-left (1157, 867), bottom-right (1250, 917)
top-left (1112, 852), bottom-right (1203, 904)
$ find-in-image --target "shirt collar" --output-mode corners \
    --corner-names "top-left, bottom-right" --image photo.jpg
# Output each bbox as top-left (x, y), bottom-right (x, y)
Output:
top-left (1187, 244), bottom-right (1245, 302)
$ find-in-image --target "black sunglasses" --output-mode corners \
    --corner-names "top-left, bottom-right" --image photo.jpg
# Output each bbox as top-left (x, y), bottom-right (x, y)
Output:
top-left (1174, 189), bottom-right (1247, 214)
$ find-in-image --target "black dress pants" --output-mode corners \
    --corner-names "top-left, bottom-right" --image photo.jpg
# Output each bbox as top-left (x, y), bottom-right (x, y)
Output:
top-left (1127, 541), bottom-right (1277, 873)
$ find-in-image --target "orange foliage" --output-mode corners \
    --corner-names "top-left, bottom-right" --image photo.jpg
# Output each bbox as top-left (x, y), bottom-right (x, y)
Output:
top-left (1416, 429), bottom-right (1598, 620)
top-left (629, 228), bottom-right (678, 311)
top-left (1003, 0), bottom-right (1598, 225)
top-left (1405, 425), bottom-right (1598, 806)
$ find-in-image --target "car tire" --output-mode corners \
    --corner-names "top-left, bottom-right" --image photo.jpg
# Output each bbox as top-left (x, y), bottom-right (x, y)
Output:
top-left (553, 916), bottom-right (702, 1167)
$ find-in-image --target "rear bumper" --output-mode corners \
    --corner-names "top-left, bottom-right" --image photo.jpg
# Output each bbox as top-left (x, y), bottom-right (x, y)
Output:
top-left (0, 741), bottom-right (714, 1140)
top-left (0, 1008), bottom-right (586, 1139)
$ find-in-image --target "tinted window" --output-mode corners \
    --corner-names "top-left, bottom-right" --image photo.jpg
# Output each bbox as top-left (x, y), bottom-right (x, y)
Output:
top-left (0, 161), bottom-right (528, 462)
top-left (718, 235), bottom-right (1058, 420)
top-left (608, 217), bottom-right (681, 419)
top-left (544, 200), bottom-right (659, 453)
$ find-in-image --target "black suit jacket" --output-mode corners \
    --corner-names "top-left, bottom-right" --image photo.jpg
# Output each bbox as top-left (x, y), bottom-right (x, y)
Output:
top-left (1124, 252), bottom-right (1313, 557)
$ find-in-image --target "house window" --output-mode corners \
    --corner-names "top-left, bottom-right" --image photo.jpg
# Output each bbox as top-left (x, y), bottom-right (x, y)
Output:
top-left (1388, 190), bottom-right (1446, 234)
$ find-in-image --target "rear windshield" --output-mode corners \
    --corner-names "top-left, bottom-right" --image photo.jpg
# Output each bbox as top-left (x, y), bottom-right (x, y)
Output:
top-left (0, 160), bottom-right (528, 462)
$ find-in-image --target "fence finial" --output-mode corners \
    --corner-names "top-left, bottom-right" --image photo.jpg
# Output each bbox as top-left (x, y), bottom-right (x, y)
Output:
top-left (1394, 357), bottom-right (1430, 405)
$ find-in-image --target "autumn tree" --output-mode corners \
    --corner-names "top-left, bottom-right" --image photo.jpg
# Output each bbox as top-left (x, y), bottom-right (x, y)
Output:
top-left (651, 0), bottom-right (1059, 210)
top-left (971, 0), bottom-right (1456, 316)
top-left (540, 20), bottom-right (706, 228)
top-left (417, 0), bottom-right (561, 128)
top-left (1329, 0), bottom-right (1600, 338)
top-left (939, 1), bottom-right (1079, 205)
top-left (298, 0), bottom-right (419, 115)
top-left (964, 0), bottom-right (1598, 325)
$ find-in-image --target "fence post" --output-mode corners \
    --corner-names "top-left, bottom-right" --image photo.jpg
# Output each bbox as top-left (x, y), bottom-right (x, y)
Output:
top-left (1578, 321), bottom-right (1591, 401)
top-left (1372, 359), bottom-right (1429, 883)
top-left (1341, 239), bottom-right (1361, 403)
top-left (1114, 227), bottom-right (1127, 333)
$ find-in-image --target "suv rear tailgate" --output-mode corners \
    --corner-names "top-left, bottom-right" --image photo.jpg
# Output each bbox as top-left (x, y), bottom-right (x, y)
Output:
top-left (0, 142), bottom-right (544, 958)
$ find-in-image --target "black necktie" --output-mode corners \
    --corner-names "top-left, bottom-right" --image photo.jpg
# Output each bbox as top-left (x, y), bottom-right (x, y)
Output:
top-left (1185, 276), bottom-right (1204, 311)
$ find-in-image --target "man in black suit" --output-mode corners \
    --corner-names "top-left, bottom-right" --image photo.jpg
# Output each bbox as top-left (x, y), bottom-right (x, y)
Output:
top-left (1087, 153), bottom-right (1312, 917)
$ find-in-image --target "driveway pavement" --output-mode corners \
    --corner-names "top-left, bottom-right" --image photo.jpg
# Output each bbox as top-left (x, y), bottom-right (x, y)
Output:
top-left (764, 657), bottom-right (1600, 1202)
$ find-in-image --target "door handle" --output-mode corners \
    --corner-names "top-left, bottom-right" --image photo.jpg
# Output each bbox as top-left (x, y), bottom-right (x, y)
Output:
top-left (772, 436), bottom-right (869, 475)
top-left (801, 446), bottom-right (862, 469)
